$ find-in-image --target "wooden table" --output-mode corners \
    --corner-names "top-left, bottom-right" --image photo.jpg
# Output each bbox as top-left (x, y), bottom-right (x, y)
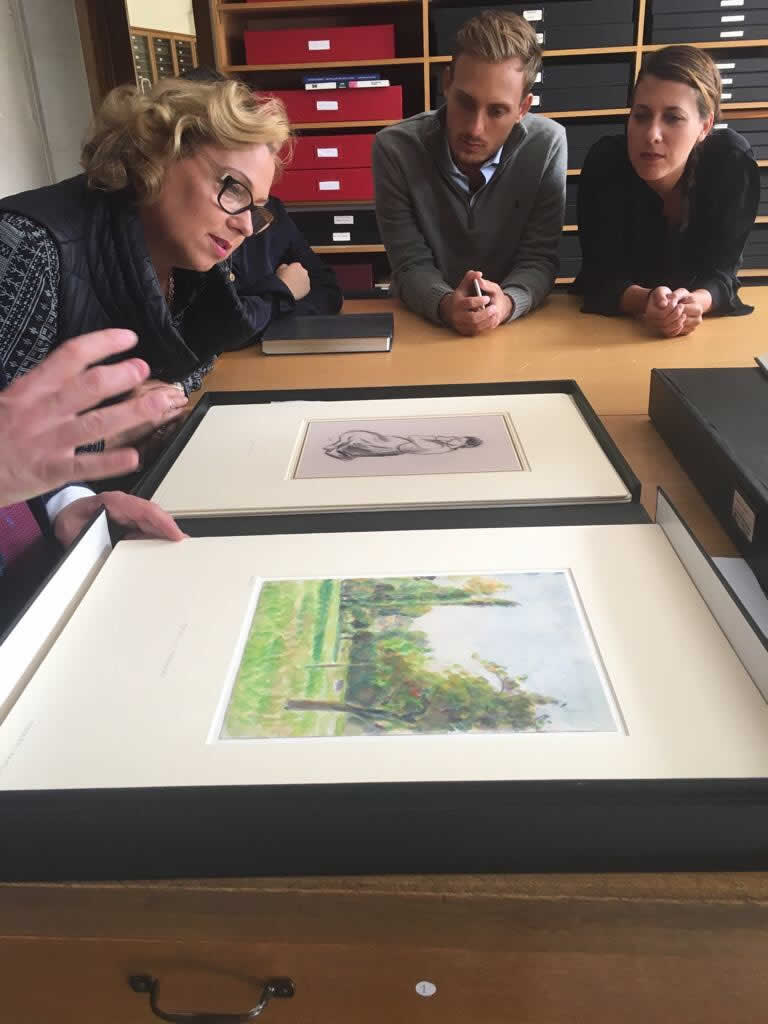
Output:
top-left (209, 291), bottom-right (767, 417)
top-left (208, 291), bottom-right (768, 554)
top-left (3, 291), bottom-right (768, 1022)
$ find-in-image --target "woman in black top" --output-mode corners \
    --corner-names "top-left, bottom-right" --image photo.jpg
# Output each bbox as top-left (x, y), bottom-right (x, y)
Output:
top-left (574, 46), bottom-right (759, 337)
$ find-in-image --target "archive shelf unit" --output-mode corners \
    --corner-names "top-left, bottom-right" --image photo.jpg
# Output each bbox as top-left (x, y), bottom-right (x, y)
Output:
top-left (209, 0), bottom-right (768, 294)
top-left (130, 27), bottom-right (199, 90)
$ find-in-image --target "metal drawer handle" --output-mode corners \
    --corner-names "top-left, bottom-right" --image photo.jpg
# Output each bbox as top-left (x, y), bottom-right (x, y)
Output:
top-left (128, 974), bottom-right (295, 1022)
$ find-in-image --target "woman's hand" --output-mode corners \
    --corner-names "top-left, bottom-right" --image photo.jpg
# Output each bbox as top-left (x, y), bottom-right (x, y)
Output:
top-left (644, 287), bottom-right (689, 337)
top-left (103, 379), bottom-right (188, 448)
top-left (675, 289), bottom-right (713, 336)
top-left (276, 262), bottom-right (311, 300)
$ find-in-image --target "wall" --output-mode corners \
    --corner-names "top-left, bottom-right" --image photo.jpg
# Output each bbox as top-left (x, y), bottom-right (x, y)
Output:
top-left (126, 0), bottom-right (194, 35)
top-left (0, 0), bottom-right (93, 198)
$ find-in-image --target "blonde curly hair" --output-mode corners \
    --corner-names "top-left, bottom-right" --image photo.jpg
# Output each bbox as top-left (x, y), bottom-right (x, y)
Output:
top-left (82, 78), bottom-right (291, 202)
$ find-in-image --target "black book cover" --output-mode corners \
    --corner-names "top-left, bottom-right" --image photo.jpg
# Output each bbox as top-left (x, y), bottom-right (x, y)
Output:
top-left (263, 313), bottom-right (393, 341)
top-left (262, 313), bottom-right (394, 353)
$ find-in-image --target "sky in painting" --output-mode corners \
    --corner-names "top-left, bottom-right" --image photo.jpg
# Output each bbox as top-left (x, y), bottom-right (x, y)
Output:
top-left (412, 572), bottom-right (617, 732)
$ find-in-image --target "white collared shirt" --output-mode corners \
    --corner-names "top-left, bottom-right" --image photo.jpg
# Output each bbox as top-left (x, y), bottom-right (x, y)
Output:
top-left (445, 142), bottom-right (504, 204)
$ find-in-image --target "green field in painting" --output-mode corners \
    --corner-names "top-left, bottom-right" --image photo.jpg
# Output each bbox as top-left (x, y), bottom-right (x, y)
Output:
top-left (222, 579), bottom-right (343, 739)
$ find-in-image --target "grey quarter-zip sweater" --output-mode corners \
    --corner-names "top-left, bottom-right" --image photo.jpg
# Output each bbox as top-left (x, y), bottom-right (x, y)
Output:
top-left (372, 107), bottom-right (567, 324)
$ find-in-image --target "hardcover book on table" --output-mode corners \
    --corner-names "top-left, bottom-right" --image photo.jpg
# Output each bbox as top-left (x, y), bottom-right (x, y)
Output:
top-left (261, 313), bottom-right (393, 354)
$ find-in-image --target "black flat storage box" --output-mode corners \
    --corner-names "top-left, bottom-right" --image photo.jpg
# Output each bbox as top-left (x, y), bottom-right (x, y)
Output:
top-left (561, 119), bottom-right (624, 168)
top-left (650, 19), bottom-right (768, 42)
top-left (558, 232), bottom-right (582, 278)
top-left (430, 2), bottom-right (634, 53)
top-left (742, 224), bottom-right (768, 270)
top-left (565, 179), bottom-right (579, 224)
top-left (534, 63), bottom-right (631, 111)
top-left (289, 206), bottom-right (380, 246)
top-left (652, 0), bottom-right (768, 11)
top-left (649, 367), bottom-right (768, 595)
top-left (713, 118), bottom-right (768, 160)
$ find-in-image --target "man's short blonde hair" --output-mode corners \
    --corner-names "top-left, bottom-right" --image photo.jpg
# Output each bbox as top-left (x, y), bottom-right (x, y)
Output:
top-left (82, 78), bottom-right (291, 202)
top-left (452, 9), bottom-right (543, 96)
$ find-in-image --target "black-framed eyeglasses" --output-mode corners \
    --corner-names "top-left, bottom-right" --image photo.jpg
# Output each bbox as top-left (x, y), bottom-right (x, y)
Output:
top-left (217, 175), bottom-right (274, 235)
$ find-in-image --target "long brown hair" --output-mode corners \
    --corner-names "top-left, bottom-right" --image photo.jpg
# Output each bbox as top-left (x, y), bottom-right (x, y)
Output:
top-left (635, 46), bottom-right (722, 122)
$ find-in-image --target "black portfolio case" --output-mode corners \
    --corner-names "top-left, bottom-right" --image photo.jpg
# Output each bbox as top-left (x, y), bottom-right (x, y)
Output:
top-left (649, 367), bottom-right (768, 595)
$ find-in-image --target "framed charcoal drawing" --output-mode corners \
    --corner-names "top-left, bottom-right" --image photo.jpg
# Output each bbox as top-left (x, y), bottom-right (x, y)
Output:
top-left (3, 492), bottom-right (768, 881)
top-left (141, 382), bottom-right (638, 519)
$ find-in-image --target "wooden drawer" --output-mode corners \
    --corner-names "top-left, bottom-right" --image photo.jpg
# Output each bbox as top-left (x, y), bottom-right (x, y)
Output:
top-left (3, 875), bottom-right (768, 1023)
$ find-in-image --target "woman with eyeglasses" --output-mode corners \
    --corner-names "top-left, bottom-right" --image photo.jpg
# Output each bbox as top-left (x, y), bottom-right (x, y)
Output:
top-left (573, 46), bottom-right (759, 337)
top-left (0, 78), bottom-right (290, 438)
top-left (179, 65), bottom-right (342, 344)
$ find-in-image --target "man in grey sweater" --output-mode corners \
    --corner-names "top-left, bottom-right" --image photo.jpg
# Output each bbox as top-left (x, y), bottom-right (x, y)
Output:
top-left (373, 10), bottom-right (566, 335)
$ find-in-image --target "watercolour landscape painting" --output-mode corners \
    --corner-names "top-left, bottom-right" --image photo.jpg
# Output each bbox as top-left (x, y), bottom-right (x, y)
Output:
top-left (220, 571), bottom-right (618, 740)
top-left (293, 414), bottom-right (525, 479)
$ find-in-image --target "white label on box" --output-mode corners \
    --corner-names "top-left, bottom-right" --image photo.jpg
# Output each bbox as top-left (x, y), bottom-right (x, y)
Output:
top-left (334, 215), bottom-right (354, 224)
top-left (721, 91), bottom-right (733, 99)
top-left (721, 13), bottom-right (745, 20)
top-left (308, 39), bottom-right (331, 50)
top-left (319, 180), bottom-right (340, 190)
top-left (536, 31), bottom-right (544, 43)
top-left (721, 0), bottom-right (744, 6)
top-left (721, 77), bottom-right (733, 84)
top-left (720, 29), bottom-right (744, 35)
top-left (732, 490), bottom-right (756, 543)
top-left (531, 94), bottom-right (541, 106)
top-left (316, 100), bottom-right (339, 111)
top-left (316, 147), bottom-right (339, 158)
top-left (535, 71), bottom-right (542, 83)
top-left (523, 9), bottom-right (543, 21)
top-left (332, 231), bottom-right (351, 242)
top-left (717, 62), bottom-right (736, 69)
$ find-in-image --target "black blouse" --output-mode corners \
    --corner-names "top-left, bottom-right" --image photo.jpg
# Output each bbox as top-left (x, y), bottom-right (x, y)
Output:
top-left (572, 128), bottom-right (760, 316)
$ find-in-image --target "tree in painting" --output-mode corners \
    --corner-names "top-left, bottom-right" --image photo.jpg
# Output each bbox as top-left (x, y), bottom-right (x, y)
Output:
top-left (223, 573), bottom-right (567, 739)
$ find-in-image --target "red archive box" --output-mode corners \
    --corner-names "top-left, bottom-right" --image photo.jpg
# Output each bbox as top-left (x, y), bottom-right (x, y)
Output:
top-left (244, 24), bottom-right (394, 65)
top-left (269, 87), bottom-right (403, 123)
top-left (289, 134), bottom-right (375, 170)
top-left (272, 167), bottom-right (374, 202)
